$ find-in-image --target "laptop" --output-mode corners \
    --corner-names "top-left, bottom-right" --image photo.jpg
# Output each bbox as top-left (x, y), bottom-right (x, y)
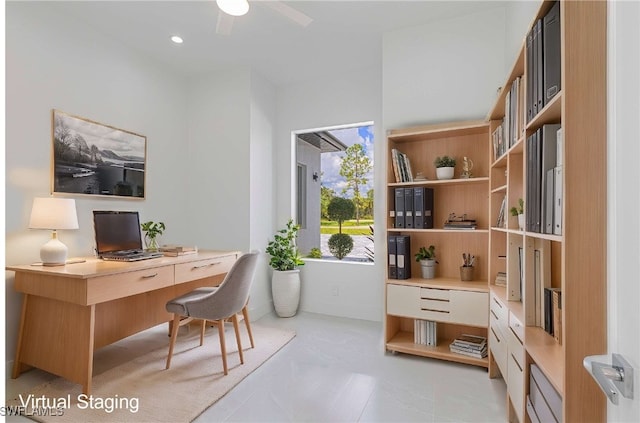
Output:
top-left (93, 211), bottom-right (164, 261)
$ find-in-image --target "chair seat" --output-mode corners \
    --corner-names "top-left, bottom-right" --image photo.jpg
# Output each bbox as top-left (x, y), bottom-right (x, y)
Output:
top-left (166, 288), bottom-right (213, 316)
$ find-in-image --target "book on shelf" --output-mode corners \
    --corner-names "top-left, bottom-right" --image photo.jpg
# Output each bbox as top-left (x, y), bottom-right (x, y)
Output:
top-left (414, 320), bottom-right (437, 346)
top-left (391, 148), bottom-right (413, 183)
top-left (452, 334), bottom-right (487, 348)
top-left (552, 289), bottom-right (562, 344)
top-left (495, 271), bottom-right (507, 287)
top-left (444, 218), bottom-right (477, 230)
top-left (449, 344), bottom-right (488, 359)
top-left (159, 245), bottom-right (198, 256)
top-left (496, 195), bottom-right (506, 228)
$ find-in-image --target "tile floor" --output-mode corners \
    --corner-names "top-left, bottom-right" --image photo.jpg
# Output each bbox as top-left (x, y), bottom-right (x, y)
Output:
top-left (6, 312), bottom-right (507, 422)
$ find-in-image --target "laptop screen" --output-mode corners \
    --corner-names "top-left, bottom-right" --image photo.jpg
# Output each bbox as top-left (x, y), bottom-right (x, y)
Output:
top-left (93, 211), bottom-right (143, 254)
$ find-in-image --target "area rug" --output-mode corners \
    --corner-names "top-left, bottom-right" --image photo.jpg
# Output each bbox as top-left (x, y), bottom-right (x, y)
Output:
top-left (8, 324), bottom-right (295, 423)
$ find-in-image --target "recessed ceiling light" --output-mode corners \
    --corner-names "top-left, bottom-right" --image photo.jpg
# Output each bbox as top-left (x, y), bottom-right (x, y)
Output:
top-left (171, 35), bottom-right (183, 44)
top-left (217, 0), bottom-right (249, 17)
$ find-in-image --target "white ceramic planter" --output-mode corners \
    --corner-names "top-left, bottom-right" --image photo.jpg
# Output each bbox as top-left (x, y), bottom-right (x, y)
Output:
top-left (272, 269), bottom-right (301, 317)
top-left (436, 167), bottom-right (455, 180)
top-left (517, 214), bottom-right (525, 231)
top-left (420, 259), bottom-right (436, 279)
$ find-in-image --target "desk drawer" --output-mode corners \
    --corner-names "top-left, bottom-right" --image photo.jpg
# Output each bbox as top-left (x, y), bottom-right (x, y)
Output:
top-left (420, 287), bottom-right (449, 301)
top-left (87, 265), bottom-right (174, 304)
top-left (175, 255), bottom-right (235, 284)
top-left (420, 298), bottom-right (450, 312)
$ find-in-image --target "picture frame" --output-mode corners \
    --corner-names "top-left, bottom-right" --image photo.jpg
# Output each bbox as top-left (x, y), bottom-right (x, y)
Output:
top-left (51, 109), bottom-right (147, 199)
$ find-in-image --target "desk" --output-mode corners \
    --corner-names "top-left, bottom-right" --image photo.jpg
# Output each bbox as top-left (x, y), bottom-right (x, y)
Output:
top-left (7, 250), bottom-right (239, 394)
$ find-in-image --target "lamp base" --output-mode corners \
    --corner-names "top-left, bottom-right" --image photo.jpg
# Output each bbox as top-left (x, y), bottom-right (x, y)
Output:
top-left (40, 232), bottom-right (68, 266)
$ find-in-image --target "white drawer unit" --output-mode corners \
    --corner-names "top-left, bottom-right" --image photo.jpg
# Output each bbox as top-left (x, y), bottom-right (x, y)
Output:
top-left (508, 349), bottom-right (525, 423)
top-left (387, 284), bottom-right (487, 326)
top-left (489, 324), bottom-right (508, 377)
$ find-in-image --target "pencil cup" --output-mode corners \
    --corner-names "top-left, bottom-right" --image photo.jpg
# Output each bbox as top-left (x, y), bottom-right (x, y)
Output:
top-left (460, 266), bottom-right (474, 281)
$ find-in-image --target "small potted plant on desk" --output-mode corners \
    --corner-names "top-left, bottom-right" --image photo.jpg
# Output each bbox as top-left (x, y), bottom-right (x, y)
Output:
top-left (266, 219), bottom-right (305, 317)
top-left (415, 245), bottom-right (437, 279)
top-left (510, 198), bottom-right (525, 231)
top-left (141, 221), bottom-right (165, 252)
top-left (434, 156), bottom-right (456, 180)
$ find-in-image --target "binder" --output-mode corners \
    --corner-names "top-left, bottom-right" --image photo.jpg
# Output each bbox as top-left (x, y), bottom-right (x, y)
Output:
top-left (535, 18), bottom-right (544, 113)
top-left (556, 127), bottom-right (563, 167)
top-left (554, 166), bottom-right (563, 235)
top-left (396, 235), bottom-right (411, 279)
top-left (533, 129), bottom-right (542, 233)
top-left (526, 27), bottom-right (534, 122)
top-left (526, 133), bottom-right (534, 232)
top-left (545, 168), bottom-right (555, 234)
top-left (544, 287), bottom-right (553, 334)
top-left (543, 1), bottom-right (561, 105)
top-left (532, 19), bottom-right (540, 116)
top-left (388, 235), bottom-right (397, 279)
top-left (404, 188), bottom-right (414, 228)
top-left (394, 188), bottom-right (405, 228)
top-left (413, 187), bottom-right (434, 229)
top-left (540, 124), bottom-right (560, 233)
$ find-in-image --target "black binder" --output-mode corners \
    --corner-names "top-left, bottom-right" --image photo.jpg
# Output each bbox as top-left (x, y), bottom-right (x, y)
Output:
top-left (394, 188), bottom-right (405, 228)
top-left (404, 188), bottom-right (414, 228)
top-left (526, 27), bottom-right (534, 122)
top-left (540, 124), bottom-right (560, 233)
top-left (413, 187), bottom-right (434, 229)
top-left (535, 18), bottom-right (544, 114)
top-left (396, 235), bottom-right (411, 280)
top-left (388, 235), bottom-right (397, 279)
top-left (526, 133), bottom-right (535, 232)
top-left (532, 19), bottom-right (540, 116)
top-left (543, 1), bottom-right (561, 106)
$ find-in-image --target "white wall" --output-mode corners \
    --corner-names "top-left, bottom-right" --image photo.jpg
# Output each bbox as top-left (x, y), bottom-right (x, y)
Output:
top-left (276, 67), bottom-right (384, 322)
top-left (5, 2), bottom-right (189, 359)
top-left (383, 7), bottom-right (507, 129)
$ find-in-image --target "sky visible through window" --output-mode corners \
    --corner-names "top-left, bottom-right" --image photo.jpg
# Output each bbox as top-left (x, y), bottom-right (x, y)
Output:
top-left (321, 125), bottom-right (374, 196)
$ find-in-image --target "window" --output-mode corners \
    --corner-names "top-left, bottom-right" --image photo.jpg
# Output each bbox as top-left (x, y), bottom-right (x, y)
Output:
top-left (295, 123), bottom-right (374, 262)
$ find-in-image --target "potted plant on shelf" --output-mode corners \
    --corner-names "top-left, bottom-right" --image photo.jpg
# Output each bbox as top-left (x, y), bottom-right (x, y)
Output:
top-left (266, 218), bottom-right (305, 317)
top-left (510, 198), bottom-right (525, 230)
top-left (141, 221), bottom-right (165, 251)
top-left (434, 156), bottom-right (456, 180)
top-left (415, 245), bottom-right (437, 279)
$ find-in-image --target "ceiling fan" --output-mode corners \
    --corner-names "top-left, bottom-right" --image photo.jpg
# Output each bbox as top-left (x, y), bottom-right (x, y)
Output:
top-left (215, 0), bottom-right (313, 35)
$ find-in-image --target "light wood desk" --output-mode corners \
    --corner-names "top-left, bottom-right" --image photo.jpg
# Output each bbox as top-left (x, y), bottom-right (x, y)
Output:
top-left (7, 250), bottom-right (239, 394)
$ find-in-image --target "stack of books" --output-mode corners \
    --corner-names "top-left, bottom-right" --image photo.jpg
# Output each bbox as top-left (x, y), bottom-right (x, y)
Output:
top-left (443, 219), bottom-right (477, 230)
top-left (159, 245), bottom-right (198, 256)
top-left (449, 334), bottom-right (487, 359)
top-left (495, 272), bottom-right (507, 286)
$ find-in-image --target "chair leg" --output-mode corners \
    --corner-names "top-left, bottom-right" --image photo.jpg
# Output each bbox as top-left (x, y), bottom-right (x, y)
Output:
top-left (231, 314), bottom-right (244, 365)
top-left (242, 305), bottom-right (255, 348)
top-left (166, 314), bottom-right (181, 369)
top-left (217, 320), bottom-right (228, 375)
top-left (199, 320), bottom-right (206, 346)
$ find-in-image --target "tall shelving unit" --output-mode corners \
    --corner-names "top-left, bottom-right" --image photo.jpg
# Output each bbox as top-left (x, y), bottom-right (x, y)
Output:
top-left (384, 120), bottom-right (491, 368)
top-left (486, 1), bottom-right (607, 422)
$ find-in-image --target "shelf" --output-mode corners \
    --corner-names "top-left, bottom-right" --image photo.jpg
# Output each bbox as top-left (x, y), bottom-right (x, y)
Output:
top-left (526, 92), bottom-right (562, 130)
top-left (491, 227), bottom-right (509, 233)
top-left (522, 231), bottom-right (563, 242)
top-left (388, 228), bottom-right (489, 234)
top-left (388, 177), bottom-right (489, 187)
top-left (387, 277), bottom-right (488, 293)
top-left (525, 326), bottom-right (564, 395)
top-left (386, 331), bottom-right (489, 368)
top-left (388, 120), bottom-right (489, 143)
top-left (491, 184), bottom-right (507, 194)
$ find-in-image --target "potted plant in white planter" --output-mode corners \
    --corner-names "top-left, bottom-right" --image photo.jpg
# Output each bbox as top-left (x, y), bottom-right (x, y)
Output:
top-left (510, 198), bottom-right (525, 230)
top-left (415, 245), bottom-right (437, 279)
top-left (266, 219), bottom-right (305, 317)
top-left (434, 156), bottom-right (456, 180)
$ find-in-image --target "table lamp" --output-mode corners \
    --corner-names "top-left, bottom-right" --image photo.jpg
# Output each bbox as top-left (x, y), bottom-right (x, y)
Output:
top-left (28, 197), bottom-right (79, 266)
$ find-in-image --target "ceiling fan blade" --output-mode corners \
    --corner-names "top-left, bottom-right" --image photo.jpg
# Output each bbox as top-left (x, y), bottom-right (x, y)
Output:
top-left (216, 11), bottom-right (235, 35)
top-left (262, 1), bottom-right (313, 27)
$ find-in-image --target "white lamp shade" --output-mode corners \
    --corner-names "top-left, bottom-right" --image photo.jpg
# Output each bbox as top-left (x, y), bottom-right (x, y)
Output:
top-left (217, 0), bottom-right (249, 17)
top-left (29, 198), bottom-right (79, 230)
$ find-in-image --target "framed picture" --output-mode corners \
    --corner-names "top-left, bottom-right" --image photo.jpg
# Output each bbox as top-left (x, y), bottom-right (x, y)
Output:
top-left (51, 110), bottom-right (147, 199)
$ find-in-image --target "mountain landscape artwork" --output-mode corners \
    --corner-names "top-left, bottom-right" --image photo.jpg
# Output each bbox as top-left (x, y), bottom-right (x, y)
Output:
top-left (52, 110), bottom-right (146, 198)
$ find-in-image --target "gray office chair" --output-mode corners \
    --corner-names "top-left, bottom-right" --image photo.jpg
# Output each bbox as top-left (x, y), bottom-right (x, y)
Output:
top-left (165, 252), bottom-right (258, 375)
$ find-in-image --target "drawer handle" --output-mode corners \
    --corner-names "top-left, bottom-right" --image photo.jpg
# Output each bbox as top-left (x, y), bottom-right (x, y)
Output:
top-left (421, 298), bottom-right (449, 302)
top-left (493, 297), bottom-right (503, 308)
top-left (421, 309), bottom-right (449, 314)
top-left (490, 310), bottom-right (498, 320)
top-left (141, 273), bottom-right (158, 279)
top-left (511, 353), bottom-right (523, 371)
top-left (491, 327), bottom-right (500, 342)
top-left (192, 261), bottom-right (221, 270)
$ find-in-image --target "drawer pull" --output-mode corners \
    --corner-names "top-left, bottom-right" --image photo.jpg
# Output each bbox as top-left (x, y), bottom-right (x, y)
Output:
top-left (141, 273), bottom-right (158, 279)
top-left (493, 297), bottom-right (503, 308)
top-left (421, 298), bottom-right (449, 302)
top-left (421, 308), bottom-right (449, 314)
top-left (511, 353), bottom-right (523, 371)
top-left (490, 310), bottom-right (498, 320)
top-left (192, 261), bottom-right (221, 270)
top-left (491, 327), bottom-right (501, 342)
